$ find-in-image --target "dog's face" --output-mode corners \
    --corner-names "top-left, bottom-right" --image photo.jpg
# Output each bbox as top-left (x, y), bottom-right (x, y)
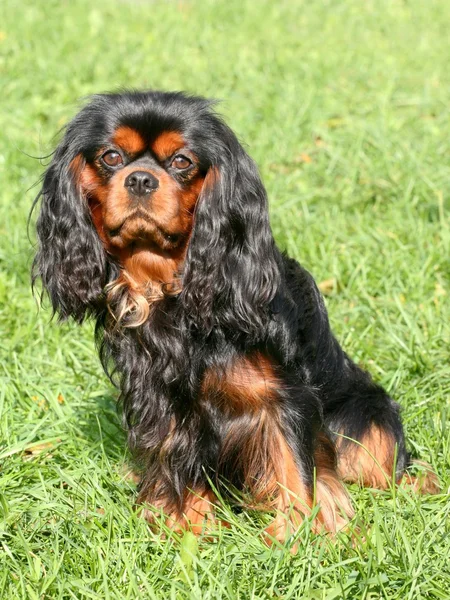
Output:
top-left (65, 94), bottom-right (218, 298)
top-left (34, 91), bottom-right (280, 331)
top-left (76, 126), bottom-right (205, 255)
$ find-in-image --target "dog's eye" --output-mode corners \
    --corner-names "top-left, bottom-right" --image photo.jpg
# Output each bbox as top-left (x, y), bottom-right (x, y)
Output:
top-left (171, 155), bottom-right (192, 170)
top-left (101, 151), bottom-right (123, 167)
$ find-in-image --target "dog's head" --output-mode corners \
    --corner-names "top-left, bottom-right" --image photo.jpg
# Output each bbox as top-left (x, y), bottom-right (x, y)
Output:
top-left (33, 91), bottom-right (280, 333)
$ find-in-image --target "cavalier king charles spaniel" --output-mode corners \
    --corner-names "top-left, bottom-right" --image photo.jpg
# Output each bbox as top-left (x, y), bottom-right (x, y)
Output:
top-left (32, 91), bottom-right (438, 543)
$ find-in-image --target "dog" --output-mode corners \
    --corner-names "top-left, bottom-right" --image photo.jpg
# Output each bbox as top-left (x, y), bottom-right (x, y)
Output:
top-left (32, 90), bottom-right (438, 543)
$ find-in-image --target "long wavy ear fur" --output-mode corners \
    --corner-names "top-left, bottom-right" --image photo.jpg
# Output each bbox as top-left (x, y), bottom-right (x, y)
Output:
top-left (182, 134), bottom-right (280, 336)
top-left (32, 152), bottom-right (113, 322)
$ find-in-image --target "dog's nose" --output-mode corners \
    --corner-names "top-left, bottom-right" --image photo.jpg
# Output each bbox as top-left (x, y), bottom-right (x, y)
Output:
top-left (124, 171), bottom-right (159, 197)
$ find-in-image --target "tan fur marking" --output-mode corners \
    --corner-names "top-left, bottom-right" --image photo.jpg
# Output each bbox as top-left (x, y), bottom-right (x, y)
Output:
top-left (205, 355), bottom-right (353, 543)
top-left (140, 489), bottom-right (218, 535)
top-left (72, 155), bottom-right (104, 197)
top-left (80, 163), bottom-right (102, 191)
top-left (202, 353), bottom-right (279, 413)
top-left (71, 156), bottom-right (110, 245)
top-left (122, 249), bottom-right (183, 289)
top-left (113, 126), bottom-right (146, 154)
top-left (70, 154), bottom-right (83, 178)
top-left (336, 425), bottom-right (396, 489)
top-left (263, 433), bottom-right (312, 546)
top-left (401, 460), bottom-right (440, 494)
top-left (217, 405), bottom-right (312, 547)
top-left (220, 410), bottom-right (284, 503)
top-left (264, 433), bottom-right (354, 546)
top-left (313, 433), bottom-right (354, 533)
top-left (152, 131), bottom-right (185, 159)
top-left (105, 243), bottom-right (186, 327)
top-left (168, 490), bottom-right (218, 534)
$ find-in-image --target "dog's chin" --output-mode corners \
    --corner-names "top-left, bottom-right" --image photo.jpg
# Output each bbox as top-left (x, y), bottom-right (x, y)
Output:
top-left (107, 217), bottom-right (184, 253)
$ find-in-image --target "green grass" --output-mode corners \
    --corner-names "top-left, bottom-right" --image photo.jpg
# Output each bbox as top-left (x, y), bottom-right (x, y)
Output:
top-left (1, 0), bottom-right (449, 597)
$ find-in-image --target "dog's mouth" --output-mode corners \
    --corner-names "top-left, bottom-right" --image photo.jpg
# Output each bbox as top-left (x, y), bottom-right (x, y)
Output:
top-left (107, 214), bottom-right (184, 251)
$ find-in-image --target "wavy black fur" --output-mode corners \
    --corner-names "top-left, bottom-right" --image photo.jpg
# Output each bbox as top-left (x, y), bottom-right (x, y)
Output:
top-left (32, 91), bottom-right (410, 521)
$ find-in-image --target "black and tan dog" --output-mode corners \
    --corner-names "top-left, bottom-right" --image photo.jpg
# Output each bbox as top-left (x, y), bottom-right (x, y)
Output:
top-left (32, 90), bottom-right (438, 543)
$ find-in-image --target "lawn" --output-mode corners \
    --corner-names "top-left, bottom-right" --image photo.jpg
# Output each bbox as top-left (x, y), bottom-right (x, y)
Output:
top-left (0, 0), bottom-right (449, 597)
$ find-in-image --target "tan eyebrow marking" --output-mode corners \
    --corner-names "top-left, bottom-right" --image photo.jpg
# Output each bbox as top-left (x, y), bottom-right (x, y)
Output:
top-left (112, 126), bottom-right (146, 154)
top-left (151, 131), bottom-right (185, 160)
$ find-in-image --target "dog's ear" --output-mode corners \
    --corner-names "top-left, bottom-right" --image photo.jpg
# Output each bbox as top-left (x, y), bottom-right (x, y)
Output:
top-left (32, 142), bottom-right (115, 322)
top-left (182, 133), bottom-right (280, 337)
